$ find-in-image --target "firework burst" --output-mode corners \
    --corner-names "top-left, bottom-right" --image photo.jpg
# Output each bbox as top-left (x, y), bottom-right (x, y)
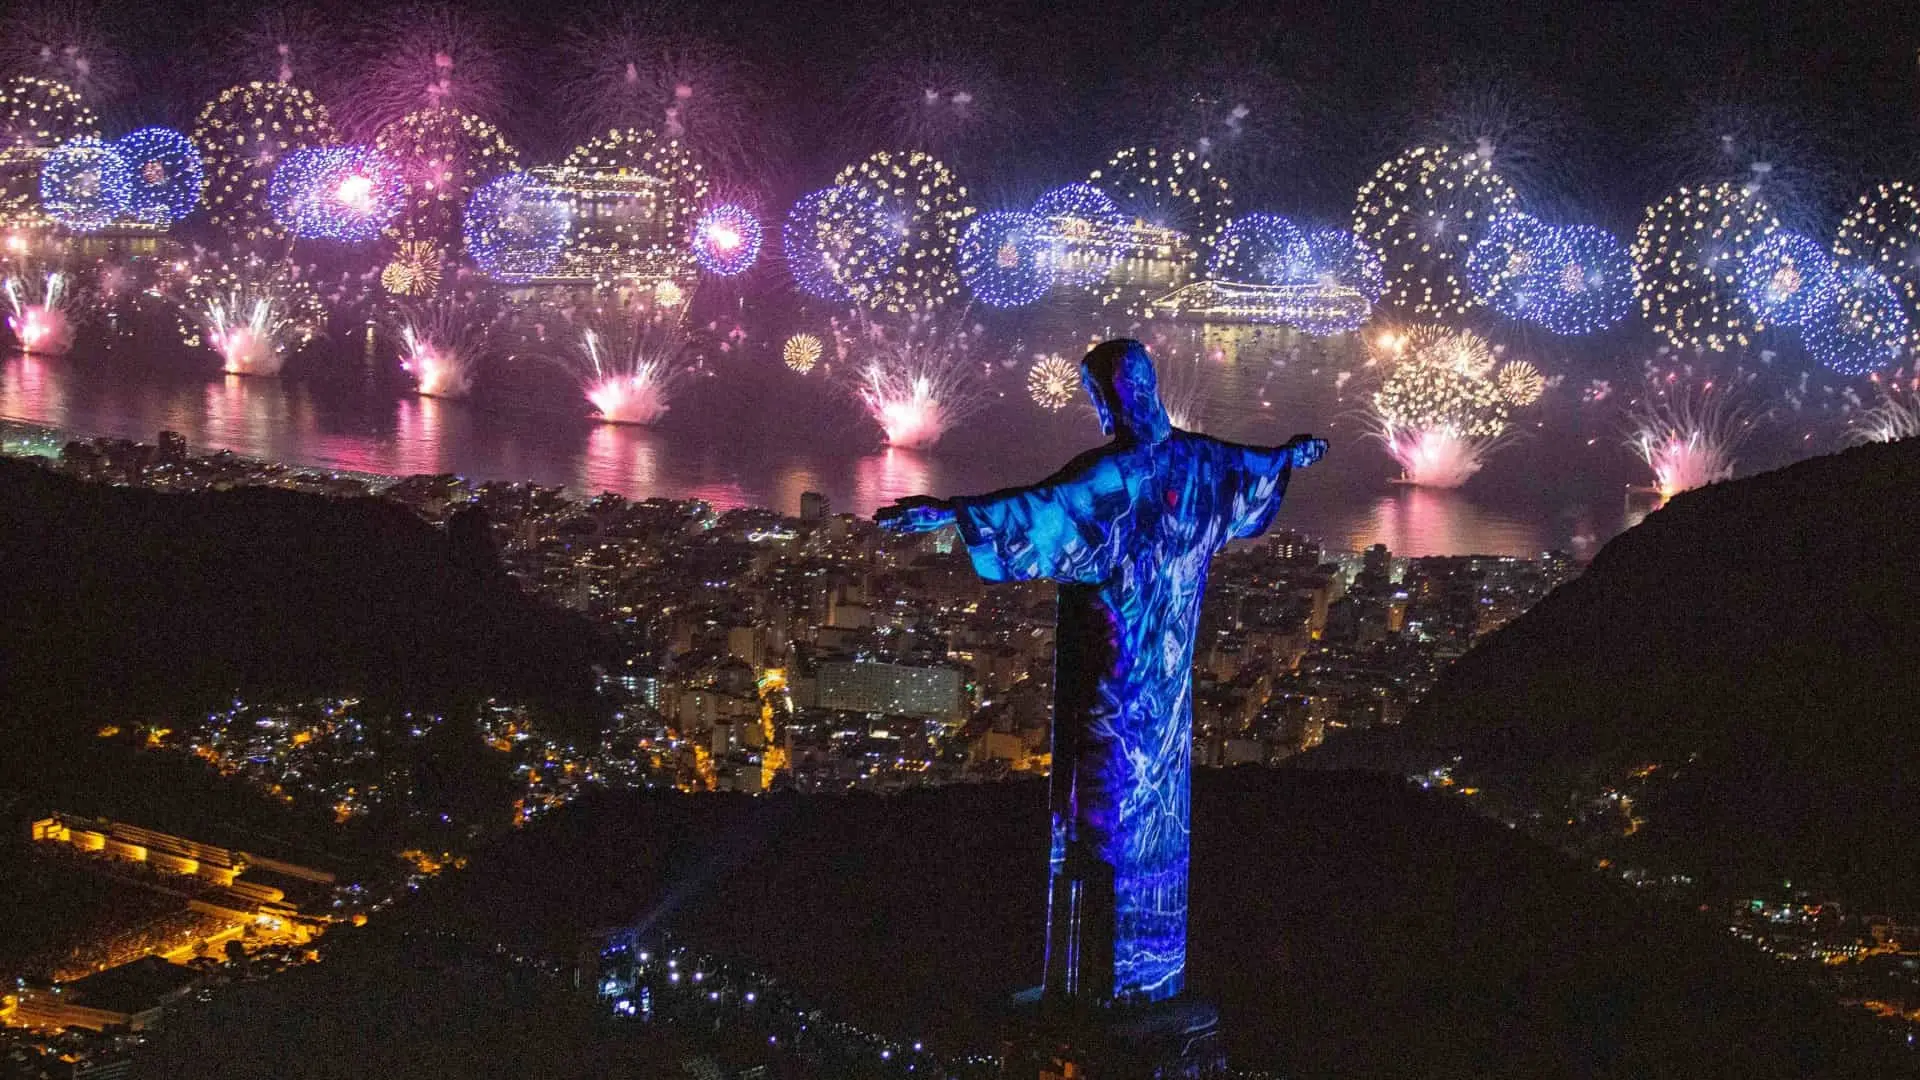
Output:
top-left (183, 254), bottom-right (326, 376)
top-left (3, 269), bottom-right (77, 355)
top-left (340, 4), bottom-right (509, 138)
top-left (1632, 182), bottom-right (1778, 353)
top-left (374, 107), bottom-right (519, 246)
top-left (396, 291), bottom-right (495, 398)
top-left (782, 332), bottom-right (822, 374)
top-left (0, 3), bottom-right (124, 103)
top-left (1494, 360), bottom-right (1546, 406)
top-left (842, 311), bottom-right (993, 449)
top-left (852, 52), bottom-right (1010, 162)
top-left (556, 10), bottom-right (754, 177)
top-left (818, 150), bottom-right (971, 314)
top-left (1627, 374), bottom-right (1750, 499)
top-left (192, 81), bottom-right (335, 240)
top-left (1354, 145), bottom-right (1517, 319)
top-left (1027, 352), bottom-right (1078, 410)
top-left (1847, 374), bottom-right (1920, 444)
top-left (547, 295), bottom-right (697, 424)
top-left (1369, 326), bottom-right (1515, 487)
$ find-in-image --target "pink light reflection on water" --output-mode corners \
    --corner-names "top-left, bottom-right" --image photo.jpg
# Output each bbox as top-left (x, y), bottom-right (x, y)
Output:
top-left (1342, 485), bottom-right (1548, 558)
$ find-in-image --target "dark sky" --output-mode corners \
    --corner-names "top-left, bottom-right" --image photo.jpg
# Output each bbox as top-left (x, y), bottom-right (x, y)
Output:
top-left (53, 0), bottom-right (1920, 225)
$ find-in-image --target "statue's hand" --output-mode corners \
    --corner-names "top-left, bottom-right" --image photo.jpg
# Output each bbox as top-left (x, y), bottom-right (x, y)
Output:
top-left (875, 496), bottom-right (957, 534)
top-left (1285, 435), bottom-right (1328, 469)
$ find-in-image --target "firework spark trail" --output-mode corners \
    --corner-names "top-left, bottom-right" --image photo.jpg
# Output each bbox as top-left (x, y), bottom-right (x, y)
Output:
top-left (1627, 373), bottom-right (1751, 498)
top-left (557, 10), bottom-right (755, 176)
top-left (397, 293), bottom-right (496, 398)
top-left (1367, 326), bottom-right (1516, 488)
top-left (0, 3), bottom-right (125, 102)
top-left (546, 296), bottom-right (697, 425)
top-left (1845, 374), bottom-right (1920, 445)
top-left (842, 311), bottom-right (994, 450)
top-left (339, 4), bottom-right (510, 138)
top-left (3, 270), bottom-right (75, 355)
top-left (183, 254), bottom-right (325, 376)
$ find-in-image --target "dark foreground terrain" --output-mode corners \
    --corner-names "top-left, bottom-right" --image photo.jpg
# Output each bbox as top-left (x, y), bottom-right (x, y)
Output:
top-left (138, 770), bottom-right (1911, 1079)
top-left (1310, 437), bottom-right (1920, 905)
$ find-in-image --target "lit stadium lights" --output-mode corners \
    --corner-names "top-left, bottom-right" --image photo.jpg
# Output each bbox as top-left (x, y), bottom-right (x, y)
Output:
top-left (39, 137), bottom-right (130, 232)
top-left (956, 210), bottom-right (1053, 308)
top-left (268, 146), bottom-right (404, 243)
top-left (691, 203), bottom-right (762, 277)
top-left (1631, 181), bottom-right (1777, 352)
top-left (113, 127), bottom-right (203, 227)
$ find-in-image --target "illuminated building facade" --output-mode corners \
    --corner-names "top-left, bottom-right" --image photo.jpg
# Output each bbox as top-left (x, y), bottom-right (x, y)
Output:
top-left (816, 659), bottom-right (962, 720)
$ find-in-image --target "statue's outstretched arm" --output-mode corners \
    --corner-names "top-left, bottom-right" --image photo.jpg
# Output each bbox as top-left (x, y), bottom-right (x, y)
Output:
top-left (873, 446), bottom-right (1113, 536)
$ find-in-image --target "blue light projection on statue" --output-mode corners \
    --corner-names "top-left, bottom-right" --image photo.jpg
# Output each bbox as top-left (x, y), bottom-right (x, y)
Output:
top-left (877, 340), bottom-right (1324, 1006)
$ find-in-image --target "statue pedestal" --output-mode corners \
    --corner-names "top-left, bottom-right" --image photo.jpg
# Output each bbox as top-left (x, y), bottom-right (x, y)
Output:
top-left (998, 993), bottom-right (1226, 1080)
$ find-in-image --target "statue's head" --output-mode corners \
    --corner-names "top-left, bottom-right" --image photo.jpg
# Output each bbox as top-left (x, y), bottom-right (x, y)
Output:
top-left (1081, 339), bottom-right (1173, 445)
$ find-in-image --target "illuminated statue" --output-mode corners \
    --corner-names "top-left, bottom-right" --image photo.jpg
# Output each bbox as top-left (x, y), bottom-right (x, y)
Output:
top-left (877, 339), bottom-right (1325, 1006)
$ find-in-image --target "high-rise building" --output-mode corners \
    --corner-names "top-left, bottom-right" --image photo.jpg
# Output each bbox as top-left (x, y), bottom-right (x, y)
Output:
top-left (815, 660), bottom-right (962, 719)
top-left (800, 491), bottom-right (830, 522)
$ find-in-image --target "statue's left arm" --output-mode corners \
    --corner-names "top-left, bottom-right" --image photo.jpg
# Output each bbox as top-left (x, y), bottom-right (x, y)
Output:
top-left (1217, 434), bottom-right (1327, 541)
top-left (877, 449), bottom-right (1136, 585)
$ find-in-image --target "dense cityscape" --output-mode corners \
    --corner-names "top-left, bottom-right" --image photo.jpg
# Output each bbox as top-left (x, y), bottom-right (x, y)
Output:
top-left (0, 0), bottom-right (1916, 1076)
top-left (1, 423), bottom-right (1914, 1077)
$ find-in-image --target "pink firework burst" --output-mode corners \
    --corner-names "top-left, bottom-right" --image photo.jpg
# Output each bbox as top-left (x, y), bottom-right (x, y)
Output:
top-left (842, 310), bottom-right (994, 450)
top-left (1627, 372), bottom-right (1752, 499)
top-left (548, 294), bottom-right (698, 425)
top-left (338, 4), bottom-right (510, 138)
top-left (557, 9), bottom-right (755, 176)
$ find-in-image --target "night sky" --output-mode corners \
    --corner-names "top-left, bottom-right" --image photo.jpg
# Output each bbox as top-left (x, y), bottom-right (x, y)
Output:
top-left (83, 0), bottom-right (1920, 228)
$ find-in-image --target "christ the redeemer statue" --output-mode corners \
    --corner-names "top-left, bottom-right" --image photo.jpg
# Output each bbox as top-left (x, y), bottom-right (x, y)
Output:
top-left (877, 338), bottom-right (1325, 1007)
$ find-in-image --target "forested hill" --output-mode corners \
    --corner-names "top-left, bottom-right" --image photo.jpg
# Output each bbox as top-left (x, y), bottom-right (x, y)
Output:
top-left (0, 457), bottom-right (609, 730)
